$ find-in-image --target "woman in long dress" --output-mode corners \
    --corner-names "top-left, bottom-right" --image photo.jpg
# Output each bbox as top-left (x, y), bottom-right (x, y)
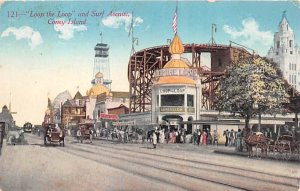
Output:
top-left (202, 130), bottom-right (207, 145)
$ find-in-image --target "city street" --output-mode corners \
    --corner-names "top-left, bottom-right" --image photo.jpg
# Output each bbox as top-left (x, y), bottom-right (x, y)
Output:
top-left (0, 133), bottom-right (299, 191)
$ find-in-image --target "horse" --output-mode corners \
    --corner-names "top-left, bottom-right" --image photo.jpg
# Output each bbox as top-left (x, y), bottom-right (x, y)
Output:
top-left (244, 132), bottom-right (269, 158)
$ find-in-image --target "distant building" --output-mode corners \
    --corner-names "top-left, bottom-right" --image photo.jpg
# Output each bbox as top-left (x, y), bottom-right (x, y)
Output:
top-left (86, 72), bottom-right (110, 121)
top-left (267, 12), bottom-right (300, 92)
top-left (61, 91), bottom-right (86, 128)
top-left (0, 105), bottom-right (15, 131)
top-left (108, 104), bottom-right (129, 116)
top-left (43, 98), bottom-right (54, 126)
top-left (52, 90), bottom-right (72, 124)
top-left (94, 91), bottom-right (129, 128)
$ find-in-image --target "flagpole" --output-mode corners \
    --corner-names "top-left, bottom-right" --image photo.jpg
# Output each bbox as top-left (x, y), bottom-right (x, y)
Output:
top-left (172, 2), bottom-right (178, 35)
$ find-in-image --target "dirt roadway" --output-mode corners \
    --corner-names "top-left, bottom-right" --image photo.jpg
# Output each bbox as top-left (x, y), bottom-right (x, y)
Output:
top-left (0, 134), bottom-right (299, 191)
top-left (0, 142), bottom-right (182, 191)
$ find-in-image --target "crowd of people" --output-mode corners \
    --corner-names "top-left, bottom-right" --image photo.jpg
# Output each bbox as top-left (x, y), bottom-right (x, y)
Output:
top-left (73, 124), bottom-right (299, 151)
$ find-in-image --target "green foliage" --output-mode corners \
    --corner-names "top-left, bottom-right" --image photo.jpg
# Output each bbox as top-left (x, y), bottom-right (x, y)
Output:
top-left (215, 56), bottom-right (289, 118)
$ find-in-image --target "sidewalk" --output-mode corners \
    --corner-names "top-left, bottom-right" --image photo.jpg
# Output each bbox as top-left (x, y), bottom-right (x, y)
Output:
top-left (214, 146), bottom-right (249, 157)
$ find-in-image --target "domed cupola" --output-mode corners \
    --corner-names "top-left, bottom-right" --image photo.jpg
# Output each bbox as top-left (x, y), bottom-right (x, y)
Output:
top-left (155, 34), bottom-right (196, 85)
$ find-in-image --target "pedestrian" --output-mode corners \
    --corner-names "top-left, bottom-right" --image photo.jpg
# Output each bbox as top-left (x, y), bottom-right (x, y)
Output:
top-left (224, 129), bottom-right (229, 147)
top-left (172, 131), bottom-right (176, 143)
top-left (207, 131), bottom-right (212, 145)
top-left (165, 127), bottom-right (170, 144)
top-left (197, 129), bottom-right (201, 146)
top-left (264, 128), bottom-right (272, 139)
top-left (229, 129), bottom-right (235, 146)
top-left (152, 131), bottom-right (157, 149)
top-left (213, 130), bottom-right (219, 146)
top-left (202, 130), bottom-right (207, 145)
top-left (193, 129), bottom-right (197, 145)
top-left (236, 129), bottom-right (242, 152)
top-left (142, 130), bottom-right (146, 144)
top-left (160, 129), bottom-right (165, 143)
top-left (182, 128), bottom-right (186, 143)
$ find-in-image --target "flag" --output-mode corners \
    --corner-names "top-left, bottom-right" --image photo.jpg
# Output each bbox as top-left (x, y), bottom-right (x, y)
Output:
top-left (172, 8), bottom-right (177, 34)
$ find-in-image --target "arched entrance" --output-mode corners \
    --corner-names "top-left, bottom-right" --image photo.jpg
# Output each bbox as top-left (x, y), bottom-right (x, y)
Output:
top-left (162, 115), bottom-right (183, 132)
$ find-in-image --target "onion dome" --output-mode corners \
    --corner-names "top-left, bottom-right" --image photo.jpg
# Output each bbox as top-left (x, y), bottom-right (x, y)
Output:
top-left (87, 84), bottom-right (110, 97)
top-left (156, 34), bottom-right (195, 85)
top-left (169, 34), bottom-right (185, 55)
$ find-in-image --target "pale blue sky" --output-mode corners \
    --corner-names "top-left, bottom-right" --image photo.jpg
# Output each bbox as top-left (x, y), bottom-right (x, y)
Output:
top-left (0, 1), bottom-right (300, 125)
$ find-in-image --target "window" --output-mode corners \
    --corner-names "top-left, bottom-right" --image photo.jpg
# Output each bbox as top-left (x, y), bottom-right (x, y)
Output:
top-left (276, 52), bottom-right (279, 55)
top-left (289, 40), bottom-right (293, 47)
top-left (157, 95), bottom-right (159, 106)
top-left (277, 41), bottom-right (280, 48)
top-left (290, 51), bottom-right (293, 55)
top-left (161, 94), bottom-right (184, 106)
top-left (187, 94), bottom-right (194, 107)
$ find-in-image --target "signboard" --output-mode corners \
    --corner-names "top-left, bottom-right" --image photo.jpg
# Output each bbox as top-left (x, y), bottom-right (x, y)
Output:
top-left (112, 121), bottom-right (135, 126)
top-left (154, 68), bottom-right (198, 78)
top-left (79, 119), bottom-right (94, 125)
top-left (160, 107), bottom-right (185, 112)
top-left (160, 88), bottom-right (185, 94)
top-left (187, 108), bottom-right (195, 113)
top-left (100, 113), bottom-right (118, 120)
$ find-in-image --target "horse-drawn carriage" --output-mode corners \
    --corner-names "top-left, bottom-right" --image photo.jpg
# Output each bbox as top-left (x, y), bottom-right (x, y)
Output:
top-left (245, 128), bottom-right (300, 160)
top-left (77, 122), bottom-right (94, 143)
top-left (44, 123), bottom-right (65, 147)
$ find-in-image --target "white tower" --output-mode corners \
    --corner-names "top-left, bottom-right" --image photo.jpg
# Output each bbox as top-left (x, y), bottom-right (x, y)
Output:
top-left (267, 11), bottom-right (300, 92)
top-left (92, 42), bottom-right (112, 90)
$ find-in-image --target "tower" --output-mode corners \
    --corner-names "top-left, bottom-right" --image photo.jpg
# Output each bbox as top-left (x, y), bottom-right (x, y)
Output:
top-left (92, 41), bottom-right (112, 90)
top-left (267, 11), bottom-right (300, 92)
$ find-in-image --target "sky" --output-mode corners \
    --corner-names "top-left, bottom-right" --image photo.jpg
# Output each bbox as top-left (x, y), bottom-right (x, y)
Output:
top-left (0, 0), bottom-right (300, 126)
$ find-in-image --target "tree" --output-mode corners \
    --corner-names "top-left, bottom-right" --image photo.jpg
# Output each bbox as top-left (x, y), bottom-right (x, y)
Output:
top-left (214, 56), bottom-right (289, 131)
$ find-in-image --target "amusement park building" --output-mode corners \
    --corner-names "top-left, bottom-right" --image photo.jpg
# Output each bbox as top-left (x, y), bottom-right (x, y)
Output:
top-left (267, 13), bottom-right (300, 92)
top-left (119, 32), bottom-right (297, 143)
top-left (151, 34), bottom-right (201, 133)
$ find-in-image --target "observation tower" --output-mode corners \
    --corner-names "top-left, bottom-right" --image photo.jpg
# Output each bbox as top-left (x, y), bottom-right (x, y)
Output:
top-left (92, 41), bottom-right (112, 90)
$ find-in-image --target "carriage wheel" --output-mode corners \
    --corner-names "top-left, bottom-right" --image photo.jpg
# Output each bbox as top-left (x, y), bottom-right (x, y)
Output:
top-left (256, 143), bottom-right (267, 159)
top-left (277, 142), bottom-right (291, 160)
top-left (283, 143), bottom-right (291, 161)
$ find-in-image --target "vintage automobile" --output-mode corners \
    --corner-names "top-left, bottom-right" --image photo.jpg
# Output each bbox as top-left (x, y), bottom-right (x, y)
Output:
top-left (44, 124), bottom-right (65, 147)
top-left (77, 122), bottom-right (94, 143)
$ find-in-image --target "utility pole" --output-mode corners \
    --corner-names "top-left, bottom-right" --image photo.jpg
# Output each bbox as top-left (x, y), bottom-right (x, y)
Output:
top-left (209, 24), bottom-right (217, 45)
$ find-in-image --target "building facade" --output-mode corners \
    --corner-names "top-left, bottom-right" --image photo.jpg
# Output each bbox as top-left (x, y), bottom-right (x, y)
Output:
top-left (0, 105), bottom-right (15, 132)
top-left (52, 90), bottom-right (72, 124)
top-left (151, 34), bottom-right (201, 133)
top-left (61, 91), bottom-right (86, 128)
top-left (267, 12), bottom-right (300, 91)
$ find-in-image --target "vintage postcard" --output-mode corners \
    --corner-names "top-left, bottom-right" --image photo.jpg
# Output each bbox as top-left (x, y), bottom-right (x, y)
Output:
top-left (0, 1), bottom-right (300, 191)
